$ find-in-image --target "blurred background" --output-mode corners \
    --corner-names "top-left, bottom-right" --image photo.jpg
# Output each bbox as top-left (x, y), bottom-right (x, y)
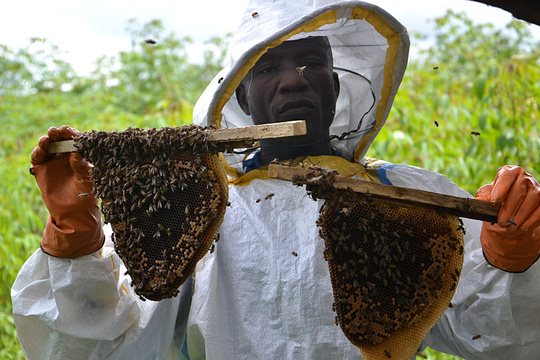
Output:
top-left (1, 1), bottom-right (539, 358)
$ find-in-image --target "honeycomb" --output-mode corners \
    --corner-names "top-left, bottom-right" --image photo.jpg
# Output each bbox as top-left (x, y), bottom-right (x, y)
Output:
top-left (74, 126), bottom-right (228, 301)
top-left (300, 167), bottom-right (464, 360)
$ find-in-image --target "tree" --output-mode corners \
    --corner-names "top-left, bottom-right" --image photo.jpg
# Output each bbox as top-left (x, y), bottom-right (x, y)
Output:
top-left (0, 38), bottom-right (76, 95)
top-left (96, 19), bottom-right (230, 116)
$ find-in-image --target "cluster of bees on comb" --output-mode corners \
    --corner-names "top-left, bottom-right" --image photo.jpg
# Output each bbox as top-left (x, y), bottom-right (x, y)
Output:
top-left (74, 126), bottom-right (228, 301)
top-left (296, 167), bottom-right (464, 349)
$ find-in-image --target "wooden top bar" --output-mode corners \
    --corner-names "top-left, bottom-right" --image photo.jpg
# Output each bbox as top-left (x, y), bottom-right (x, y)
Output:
top-left (48, 120), bottom-right (307, 154)
top-left (268, 164), bottom-right (499, 223)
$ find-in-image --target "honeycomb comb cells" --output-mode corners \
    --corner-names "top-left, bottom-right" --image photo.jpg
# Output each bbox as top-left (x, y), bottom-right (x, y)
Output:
top-left (283, 166), bottom-right (465, 360)
top-left (75, 126), bottom-right (228, 301)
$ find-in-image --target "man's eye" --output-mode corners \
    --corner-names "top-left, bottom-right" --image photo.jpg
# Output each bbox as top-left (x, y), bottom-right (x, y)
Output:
top-left (304, 60), bottom-right (325, 68)
top-left (259, 66), bottom-right (277, 74)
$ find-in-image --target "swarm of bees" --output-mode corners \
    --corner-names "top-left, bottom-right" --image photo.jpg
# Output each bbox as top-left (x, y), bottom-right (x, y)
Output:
top-left (296, 166), bottom-right (464, 359)
top-left (74, 125), bottom-right (228, 301)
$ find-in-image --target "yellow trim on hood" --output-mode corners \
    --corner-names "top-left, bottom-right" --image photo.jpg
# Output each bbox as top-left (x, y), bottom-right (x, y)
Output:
top-left (219, 153), bottom-right (243, 179)
top-left (351, 7), bottom-right (400, 162)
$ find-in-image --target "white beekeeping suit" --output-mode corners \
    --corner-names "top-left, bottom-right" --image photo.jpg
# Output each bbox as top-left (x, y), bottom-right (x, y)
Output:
top-left (11, 1), bottom-right (540, 359)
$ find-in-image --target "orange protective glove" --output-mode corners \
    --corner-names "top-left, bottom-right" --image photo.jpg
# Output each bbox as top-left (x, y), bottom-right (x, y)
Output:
top-left (476, 165), bottom-right (540, 272)
top-left (30, 125), bottom-right (104, 258)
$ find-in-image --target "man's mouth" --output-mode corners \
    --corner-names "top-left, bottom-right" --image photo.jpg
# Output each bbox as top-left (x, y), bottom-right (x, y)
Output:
top-left (278, 99), bottom-right (315, 115)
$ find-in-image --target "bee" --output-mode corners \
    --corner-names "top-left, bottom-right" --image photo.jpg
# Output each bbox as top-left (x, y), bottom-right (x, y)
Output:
top-left (218, 77), bottom-right (224, 84)
top-left (433, 66), bottom-right (439, 70)
top-left (471, 131), bottom-right (481, 136)
top-left (265, 193), bottom-right (275, 200)
top-left (472, 334), bottom-right (481, 340)
top-left (448, 302), bottom-right (454, 308)
top-left (215, 233), bottom-right (220, 242)
top-left (434, 121), bottom-right (439, 127)
top-left (145, 39), bottom-right (156, 45)
top-left (252, 11), bottom-right (259, 17)
top-left (323, 249), bottom-right (332, 261)
top-left (77, 193), bottom-right (90, 199)
top-left (209, 244), bottom-right (215, 254)
top-left (256, 198), bottom-right (261, 203)
top-left (292, 251), bottom-right (298, 257)
top-left (384, 349), bottom-right (391, 358)
top-left (29, 167), bottom-right (36, 176)
top-left (296, 66), bottom-right (306, 76)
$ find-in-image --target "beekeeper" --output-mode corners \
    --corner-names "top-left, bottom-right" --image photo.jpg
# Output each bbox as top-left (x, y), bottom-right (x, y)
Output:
top-left (12, 1), bottom-right (540, 359)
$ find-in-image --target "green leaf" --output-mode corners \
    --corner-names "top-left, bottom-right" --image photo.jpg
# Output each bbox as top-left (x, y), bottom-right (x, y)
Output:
top-left (496, 132), bottom-right (516, 151)
top-left (440, 93), bottom-right (450, 112)
top-left (473, 77), bottom-right (486, 100)
top-left (477, 112), bottom-right (487, 131)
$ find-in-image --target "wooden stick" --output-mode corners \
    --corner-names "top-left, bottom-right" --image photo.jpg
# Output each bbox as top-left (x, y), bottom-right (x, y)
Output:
top-left (267, 164), bottom-right (499, 223)
top-left (48, 120), bottom-right (307, 154)
top-left (207, 120), bottom-right (306, 142)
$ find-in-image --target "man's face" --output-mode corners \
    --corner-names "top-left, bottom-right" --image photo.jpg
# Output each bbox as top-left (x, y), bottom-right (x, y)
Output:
top-left (237, 37), bottom-right (340, 146)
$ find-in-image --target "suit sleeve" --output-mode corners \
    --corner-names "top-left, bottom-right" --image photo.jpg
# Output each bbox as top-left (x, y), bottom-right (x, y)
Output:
top-left (11, 227), bottom-right (192, 359)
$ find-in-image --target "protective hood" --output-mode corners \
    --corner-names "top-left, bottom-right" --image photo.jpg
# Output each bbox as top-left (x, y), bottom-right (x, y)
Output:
top-left (193, 0), bottom-right (409, 174)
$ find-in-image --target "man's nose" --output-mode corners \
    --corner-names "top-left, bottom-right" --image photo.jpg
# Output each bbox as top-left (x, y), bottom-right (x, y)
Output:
top-left (278, 66), bottom-right (309, 94)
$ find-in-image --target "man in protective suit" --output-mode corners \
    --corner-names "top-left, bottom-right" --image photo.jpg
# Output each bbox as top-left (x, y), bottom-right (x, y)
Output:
top-left (12, 1), bottom-right (540, 359)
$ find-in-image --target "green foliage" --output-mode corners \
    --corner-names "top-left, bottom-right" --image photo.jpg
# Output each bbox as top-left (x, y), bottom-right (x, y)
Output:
top-left (1, 12), bottom-right (538, 360)
top-left (94, 19), bottom-right (230, 115)
top-left (0, 38), bottom-right (76, 95)
top-left (419, 347), bottom-right (464, 359)
top-left (369, 10), bottom-right (540, 195)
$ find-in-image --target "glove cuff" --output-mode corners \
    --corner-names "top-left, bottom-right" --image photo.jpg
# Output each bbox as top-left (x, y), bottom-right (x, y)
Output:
top-left (480, 224), bottom-right (540, 272)
top-left (41, 214), bottom-right (105, 258)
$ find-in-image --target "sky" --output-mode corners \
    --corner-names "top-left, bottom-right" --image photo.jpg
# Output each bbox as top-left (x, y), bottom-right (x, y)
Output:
top-left (1, 0), bottom-right (539, 76)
